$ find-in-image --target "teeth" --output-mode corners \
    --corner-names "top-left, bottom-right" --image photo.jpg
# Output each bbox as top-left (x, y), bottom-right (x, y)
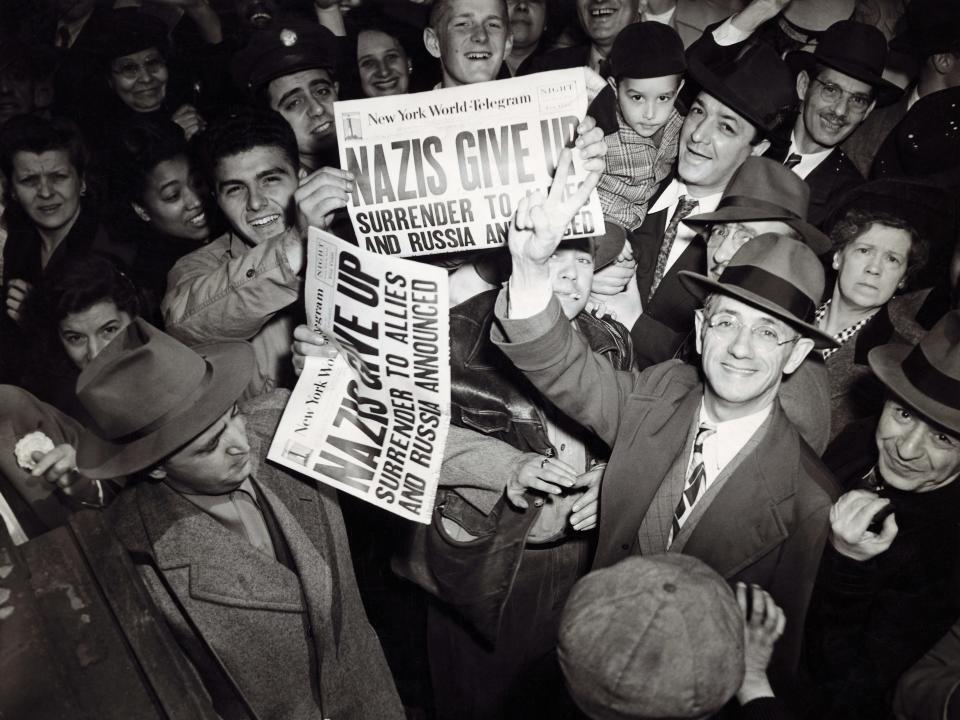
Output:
top-left (591, 8), bottom-right (615, 16)
top-left (250, 215), bottom-right (278, 227)
top-left (189, 213), bottom-right (206, 226)
top-left (466, 52), bottom-right (491, 59)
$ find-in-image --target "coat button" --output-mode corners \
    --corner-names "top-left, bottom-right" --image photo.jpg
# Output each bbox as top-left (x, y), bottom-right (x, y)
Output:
top-left (246, 268), bottom-right (256, 278)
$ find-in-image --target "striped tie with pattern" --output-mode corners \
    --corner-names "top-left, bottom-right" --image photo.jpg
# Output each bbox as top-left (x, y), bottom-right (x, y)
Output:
top-left (649, 195), bottom-right (699, 301)
top-left (669, 422), bottom-right (716, 546)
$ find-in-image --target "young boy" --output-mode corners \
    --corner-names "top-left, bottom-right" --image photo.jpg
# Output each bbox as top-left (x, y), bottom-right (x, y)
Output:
top-left (598, 21), bottom-right (686, 231)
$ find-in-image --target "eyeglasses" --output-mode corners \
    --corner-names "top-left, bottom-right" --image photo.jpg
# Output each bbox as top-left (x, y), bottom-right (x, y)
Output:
top-left (810, 78), bottom-right (873, 114)
top-left (111, 56), bottom-right (166, 81)
top-left (705, 313), bottom-right (800, 348)
top-left (711, 223), bottom-right (759, 244)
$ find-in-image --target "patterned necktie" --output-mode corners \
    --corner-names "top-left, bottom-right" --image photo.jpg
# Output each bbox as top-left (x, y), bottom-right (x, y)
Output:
top-left (649, 195), bottom-right (698, 301)
top-left (784, 152), bottom-right (803, 170)
top-left (669, 422), bottom-right (716, 546)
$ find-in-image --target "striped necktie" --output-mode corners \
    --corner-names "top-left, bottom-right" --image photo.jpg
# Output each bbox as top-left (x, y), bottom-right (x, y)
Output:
top-left (669, 422), bottom-right (716, 546)
top-left (649, 195), bottom-right (698, 301)
top-left (784, 152), bottom-right (802, 170)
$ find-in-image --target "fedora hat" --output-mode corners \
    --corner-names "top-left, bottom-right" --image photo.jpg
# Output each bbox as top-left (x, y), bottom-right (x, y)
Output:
top-left (680, 233), bottom-right (838, 349)
top-left (869, 311), bottom-right (960, 435)
top-left (76, 320), bottom-right (254, 480)
top-left (786, 20), bottom-right (902, 106)
top-left (683, 157), bottom-right (831, 255)
top-left (890, 0), bottom-right (960, 58)
top-left (685, 43), bottom-right (797, 139)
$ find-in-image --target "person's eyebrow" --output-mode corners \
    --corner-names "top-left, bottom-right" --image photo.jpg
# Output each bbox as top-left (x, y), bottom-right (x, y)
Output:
top-left (718, 110), bottom-right (744, 128)
top-left (277, 86), bottom-right (306, 106)
top-left (158, 179), bottom-right (180, 193)
top-left (255, 165), bottom-right (291, 181)
top-left (309, 78), bottom-right (333, 89)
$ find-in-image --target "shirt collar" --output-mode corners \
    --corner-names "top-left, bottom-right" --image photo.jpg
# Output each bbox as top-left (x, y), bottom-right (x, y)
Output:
top-left (699, 401), bottom-right (772, 470)
top-left (649, 178), bottom-right (723, 215)
top-left (788, 128), bottom-right (833, 163)
top-left (177, 476), bottom-right (259, 513)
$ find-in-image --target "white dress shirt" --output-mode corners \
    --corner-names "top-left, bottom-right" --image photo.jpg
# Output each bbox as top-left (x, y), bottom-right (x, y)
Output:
top-left (648, 178), bottom-right (723, 274)
top-left (787, 130), bottom-right (833, 179)
top-left (693, 401), bottom-right (771, 492)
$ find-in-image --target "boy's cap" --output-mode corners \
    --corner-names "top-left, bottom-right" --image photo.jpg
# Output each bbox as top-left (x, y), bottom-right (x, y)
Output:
top-left (608, 22), bottom-right (686, 80)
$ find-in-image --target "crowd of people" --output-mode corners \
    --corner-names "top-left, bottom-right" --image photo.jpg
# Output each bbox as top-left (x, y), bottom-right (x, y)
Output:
top-left (1, 0), bottom-right (959, 719)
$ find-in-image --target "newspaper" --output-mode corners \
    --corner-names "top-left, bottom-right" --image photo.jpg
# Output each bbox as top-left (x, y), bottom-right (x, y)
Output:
top-left (268, 228), bottom-right (451, 523)
top-left (335, 68), bottom-right (603, 257)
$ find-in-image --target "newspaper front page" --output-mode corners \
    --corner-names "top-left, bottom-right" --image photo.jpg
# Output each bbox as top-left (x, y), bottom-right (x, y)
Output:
top-left (335, 68), bottom-right (603, 257)
top-left (268, 228), bottom-right (450, 523)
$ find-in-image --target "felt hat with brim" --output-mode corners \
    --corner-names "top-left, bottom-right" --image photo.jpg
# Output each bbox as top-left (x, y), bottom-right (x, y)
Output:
top-left (607, 21), bottom-right (686, 80)
top-left (76, 319), bottom-right (255, 480)
top-left (786, 20), bottom-right (902, 106)
top-left (685, 43), bottom-right (797, 139)
top-left (558, 554), bottom-right (744, 720)
top-left (231, 19), bottom-right (339, 94)
top-left (85, 8), bottom-right (170, 63)
top-left (890, 0), bottom-right (960, 57)
top-left (684, 157), bottom-right (831, 255)
top-left (680, 233), bottom-right (838, 349)
top-left (869, 311), bottom-right (960, 435)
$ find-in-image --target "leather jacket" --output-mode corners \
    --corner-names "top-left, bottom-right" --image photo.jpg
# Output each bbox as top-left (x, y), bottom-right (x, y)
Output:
top-left (422, 289), bottom-right (633, 644)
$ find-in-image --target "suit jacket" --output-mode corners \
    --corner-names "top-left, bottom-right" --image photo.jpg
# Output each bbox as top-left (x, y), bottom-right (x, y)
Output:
top-left (802, 147), bottom-right (864, 227)
top-left (672, 0), bottom-right (745, 47)
top-left (518, 44), bottom-right (591, 75)
top-left (493, 299), bottom-right (838, 692)
top-left (843, 93), bottom-right (910, 178)
top-left (107, 391), bottom-right (403, 720)
top-left (894, 618), bottom-right (960, 720)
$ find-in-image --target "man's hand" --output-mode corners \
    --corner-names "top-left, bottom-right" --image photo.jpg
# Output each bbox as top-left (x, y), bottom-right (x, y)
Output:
top-left (735, 582), bottom-right (784, 704)
top-left (291, 324), bottom-right (339, 376)
top-left (5, 278), bottom-right (33, 324)
top-left (829, 489), bottom-right (899, 561)
top-left (508, 148), bottom-right (601, 269)
top-left (731, 0), bottom-right (793, 34)
top-left (171, 104), bottom-right (206, 140)
top-left (575, 114), bottom-right (607, 175)
top-left (31, 444), bottom-right (77, 487)
top-left (506, 453), bottom-right (577, 510)
top-left (569, 463), bottom-right (604, 531)
top-left (589, 240), bottom-right (637, 297)
top-left (295, 167), bottom-right (355, 233)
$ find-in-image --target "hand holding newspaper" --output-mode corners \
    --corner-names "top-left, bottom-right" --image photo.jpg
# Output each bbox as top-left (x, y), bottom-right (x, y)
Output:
top-left (269, 228), bottom-right (450, 523)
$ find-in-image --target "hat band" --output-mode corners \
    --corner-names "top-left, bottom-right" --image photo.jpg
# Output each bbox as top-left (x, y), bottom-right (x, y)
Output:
top-left (718, 265), bottom-right (816, 323)
top-left (111, 363), bottom-right (215, 444)
top-left (900, 345), bottom-right (960, 410)
top-left (716, 195), bottom-right (801, 220)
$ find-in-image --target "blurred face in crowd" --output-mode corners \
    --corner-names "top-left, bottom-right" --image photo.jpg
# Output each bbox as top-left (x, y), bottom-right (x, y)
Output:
top-left (576, 0), bottom-right (640, 53)
top-left (678, 93), bottom-right (768, 197)
top-left (234, 0), bottom-right (277, 29)
top-left (0, 60), bottom-right (37, 126)
top-left (796, 67), bottom-right (876, 152)
top-left (109, 47), bottom-right (168, 113)
top-left (159, 404), bottom-right (253, 495)
top-left (425, 0), bottom-right (512, 88)
top-left (267, 69), bottom-right (338, 159)
top-left (616, 74), bottom-right (682, 138)
top-left (549, 245), bottom-right (594, 319)
top-left (706, 221), bottom-right (798, 279)
top-left (59, 300), bottom-right (133, 369)
top-left (214, 145), bottom-right (297, 246)
top-left (876, 398), bottom-right (960, 493)
top-left (695, 295), bottom-right (812, 420)
top-left (357, 30), bottom-right (412, 97)
top-left (834, 223), bottom-right (911, 312)
top-left (133, 154), bottom-right (210, 242)
top-left (508, 0), bottom-right (547, 52)
top-left (10, 150), bottom-right (84, 237)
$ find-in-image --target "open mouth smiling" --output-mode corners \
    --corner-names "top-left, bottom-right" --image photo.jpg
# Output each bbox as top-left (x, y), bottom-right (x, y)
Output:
top-left (249, 214), bottom-right (281, 230)
top-left (465, 51), bottom-right (492, 61)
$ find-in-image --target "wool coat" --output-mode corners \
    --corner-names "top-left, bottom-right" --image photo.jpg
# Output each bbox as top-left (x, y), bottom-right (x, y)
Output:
top-left (493, 294), bottom-right (838, 696)
top-left (107, 391), bottom-right (403, 720)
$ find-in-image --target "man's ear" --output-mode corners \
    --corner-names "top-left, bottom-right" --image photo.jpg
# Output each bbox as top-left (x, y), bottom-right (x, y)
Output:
top-left (132, 202), bottom-right (150, 222)
top-left (298, 168), bottom-right (308, 181)
top-left (504, 31), bottom-right (514, 57)
top-left (783, 337), bottom-right (815, 375)
top-left (693, 307), bottom-right (705, 356)
top-left (148, 466), bottom-right (167, 480)
top-left (932, 52), bottom-right (957, 76)
top-left (832, 251), bottom-right (840, 270)
top-left (862, 97), bottom-right (877, 121)
top-left (796, 70), bottom-right (810, 102)
top-left (750, 138), bottom-right (770, 157)
top-left (607, 76), bottom-right (617, 91)
top-left (424, 27), bottom-right (441, 59)
top-left (333, 80), bottom-right (340, 99)
top-left (79, 177), bottom-right (87, 197)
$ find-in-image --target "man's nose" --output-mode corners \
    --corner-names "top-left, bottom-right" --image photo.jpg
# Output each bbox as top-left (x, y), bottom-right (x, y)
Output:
top-left (896, 422), bottom-right (926, 459)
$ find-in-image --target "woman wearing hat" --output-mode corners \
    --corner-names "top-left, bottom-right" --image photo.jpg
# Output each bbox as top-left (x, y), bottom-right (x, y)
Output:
top-left (805, 310), bottom-right (960, 720)
top-left (816, 202), bottom-right (929, 442)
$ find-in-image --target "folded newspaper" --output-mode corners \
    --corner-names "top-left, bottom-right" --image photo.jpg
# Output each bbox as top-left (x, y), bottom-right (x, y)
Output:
top-left (268, 228), bottom-right (450, 523)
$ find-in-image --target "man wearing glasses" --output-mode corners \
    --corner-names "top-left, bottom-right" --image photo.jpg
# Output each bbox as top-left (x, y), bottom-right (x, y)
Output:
top-left (783, 20), bottom-right (902, 225)
top-left (496, 180), bottom-right (840, 701)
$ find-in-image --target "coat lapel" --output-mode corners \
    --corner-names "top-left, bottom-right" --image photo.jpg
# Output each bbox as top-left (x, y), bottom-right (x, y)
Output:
top-left (682, 403), bottom-right (798, 578)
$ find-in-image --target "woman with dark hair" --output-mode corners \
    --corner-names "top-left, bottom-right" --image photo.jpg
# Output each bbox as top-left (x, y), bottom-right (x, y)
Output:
top-left (109, 117), bottom-right (218, 317)
top-left (817, 205), bottom-right (929, 440)
top-left (0, 113), bottom-right (129, 380)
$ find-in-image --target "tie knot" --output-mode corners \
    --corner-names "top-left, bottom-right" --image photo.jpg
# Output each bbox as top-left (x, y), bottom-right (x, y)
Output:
top-left (694, 422), bottom-right (715, 449)
top-left (677, 195), bottom-right (699, 218)
top-left (784, 153), bottom-right (802, 170)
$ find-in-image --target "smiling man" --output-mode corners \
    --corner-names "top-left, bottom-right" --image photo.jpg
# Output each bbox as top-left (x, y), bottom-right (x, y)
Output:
top-left (496, 176), bottom-right (839, 700)
top-left (806, 311), bottom-right (960, 720)
top-left (75, 319), bottom-right (404, 719)
top-left (424, 0), bottom-right (513, 87)
top-left (232, 19), bottom-right (343, 173)
top-left (162, 106), bottom-right (354, 396)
